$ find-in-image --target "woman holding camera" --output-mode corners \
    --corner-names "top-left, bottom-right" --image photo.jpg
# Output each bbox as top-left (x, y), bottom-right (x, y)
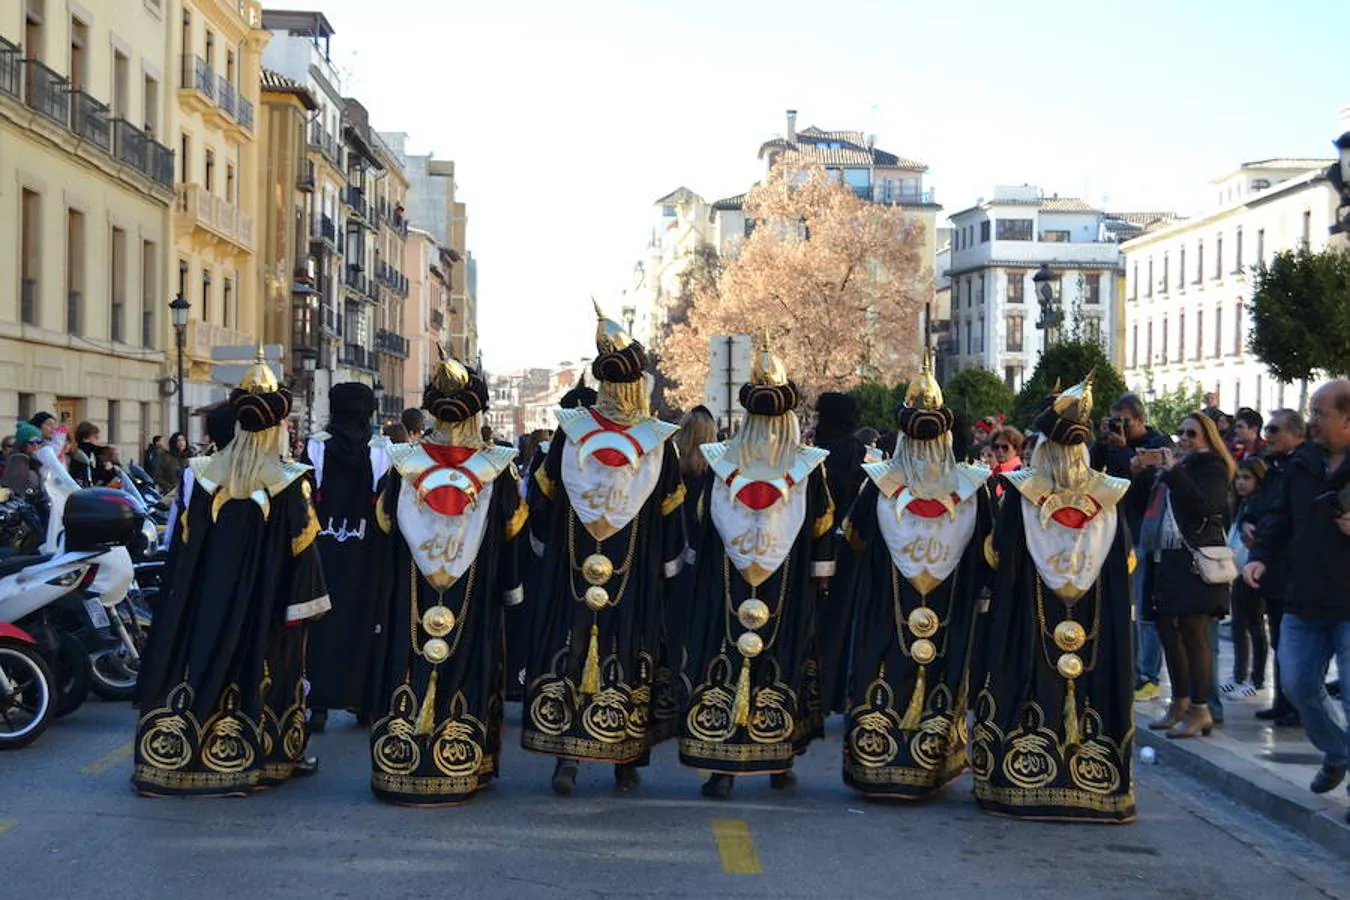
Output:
top-left (1144, 414), bottom-right (1237, 739)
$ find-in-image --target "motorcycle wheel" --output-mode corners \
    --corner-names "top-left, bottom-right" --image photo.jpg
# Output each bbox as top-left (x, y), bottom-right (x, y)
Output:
top-left (90, 604), bottom-right (144, 701)
top-left (0, 639), bottom-right (55, 749)
top-left (53, 632), bottom-right (91, 718)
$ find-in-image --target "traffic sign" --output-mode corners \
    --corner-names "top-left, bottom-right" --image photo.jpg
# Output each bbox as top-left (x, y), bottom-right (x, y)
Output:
top-left (211, 361), bottom-right (283, 386)
top-left (211, 344), bottom-right (285, 361)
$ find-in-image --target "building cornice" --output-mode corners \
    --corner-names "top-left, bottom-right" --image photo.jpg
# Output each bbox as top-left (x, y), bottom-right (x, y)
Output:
top-left (945, 259), bottom-right (1124, 279)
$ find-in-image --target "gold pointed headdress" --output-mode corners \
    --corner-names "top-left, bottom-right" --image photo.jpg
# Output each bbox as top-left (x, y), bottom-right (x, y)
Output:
top-left (739, 329), bottom-right (799, 416)
top-left (751, 329), bottom-right (788, 386)
top-left (1051, 369), bottom-right (1094, 425)
top-left (903, 350), bottom-right (943, 410)
top-left (593, 297), bottom-right (633, 353)
top-left (431, 342), bottom-right (470, 395)
top-left (239, 344), bottom-right (279, 395)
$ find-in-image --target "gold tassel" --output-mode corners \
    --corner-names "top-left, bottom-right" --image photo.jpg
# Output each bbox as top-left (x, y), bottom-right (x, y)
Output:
top-left (1063, 678), bottom-right (1080, 748)
top-left (415, 670), bottom-right (439, 737)
top-left (731, 657), bottom-right (752, 727)
top-left (580, 624), bottom-right (601, 695)
top-left (900, 665), bottom-right (927, 730)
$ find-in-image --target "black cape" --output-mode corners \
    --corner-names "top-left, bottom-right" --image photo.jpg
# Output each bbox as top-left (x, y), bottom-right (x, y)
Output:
top-left (303, 434), bottom-right (386, 715)
top-left (840, 477), bottom-right (992, 797)
top-left (521, 433), bottom-right (685, 764)
top-left (368, 454), bottom-right (526, 805)
top-left (971, 487), bottom-right (1136, 823)
top-left (813, 432), bottom-right (868, 714)
top-left (679, 465), bottom-right (835, 775)
top-left (133, 465), bottom-right (329, 796)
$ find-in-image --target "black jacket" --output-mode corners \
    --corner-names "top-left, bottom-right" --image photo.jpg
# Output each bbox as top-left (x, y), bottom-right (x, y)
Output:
top-left (1239, 445), bottom-right (1300, 599)
top-left (1089, 426), bottom-right (1171, 540)
top-left (1150, 451), bottom-right (1232, 617)
top-left (1251, 442), bottom-right (1350, 620)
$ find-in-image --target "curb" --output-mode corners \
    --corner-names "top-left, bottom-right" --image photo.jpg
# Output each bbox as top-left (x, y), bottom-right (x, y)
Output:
top-left (1134, 710), bottom-right (1350, 857)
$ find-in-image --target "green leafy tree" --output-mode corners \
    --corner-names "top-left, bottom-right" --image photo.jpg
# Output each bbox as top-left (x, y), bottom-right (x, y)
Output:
top-left (1013, 339), bottom-right (1128, 429)
top-left (1140, 370), bottom-right (1206, 437)
top-left (943, 367), bottom-right (1017, 422)
top-left (847, 381), bottom-right (908, 432)
top-left (1249, 246), bottom-right (1350, 409)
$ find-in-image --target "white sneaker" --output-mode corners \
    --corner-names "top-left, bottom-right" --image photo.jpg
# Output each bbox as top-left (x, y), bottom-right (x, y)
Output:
top-left (1220, 679), bottom-right (1242, 695)
top-left (1233, 681), bottom-right (1258, 698)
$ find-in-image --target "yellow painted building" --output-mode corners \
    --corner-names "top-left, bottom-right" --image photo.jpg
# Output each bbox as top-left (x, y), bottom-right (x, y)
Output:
top-left (168, 0), bottom-right (266, 439)
top-left (370, 131), bottom-right (409, 422)
top-left (0, 0), bottom-right (178, 460)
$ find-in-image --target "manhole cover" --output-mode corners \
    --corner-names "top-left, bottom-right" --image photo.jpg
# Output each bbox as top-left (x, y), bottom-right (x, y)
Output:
top-left (1260, 751), bottom-right (1325, 765)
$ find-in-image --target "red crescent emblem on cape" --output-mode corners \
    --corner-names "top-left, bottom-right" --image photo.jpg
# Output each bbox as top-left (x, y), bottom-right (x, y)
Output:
top-left (577, 411), bottom-right (645, 468)
top-left (415, 445), bottom-right (483, 516)
top-left (905, 495), bottom-right (959, 519)
top-left (1048, 502), bottom-right (1100, 529)
top-left (735, 482), bottom-right (782, 511)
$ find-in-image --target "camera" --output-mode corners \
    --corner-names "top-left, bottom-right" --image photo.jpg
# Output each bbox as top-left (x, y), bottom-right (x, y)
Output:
top-left (1106, 417), bottom-right (1123, 434)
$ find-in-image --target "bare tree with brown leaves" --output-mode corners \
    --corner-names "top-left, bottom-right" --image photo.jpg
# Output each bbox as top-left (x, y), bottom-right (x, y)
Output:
top-left (662, 158), bottom-right (931, 411)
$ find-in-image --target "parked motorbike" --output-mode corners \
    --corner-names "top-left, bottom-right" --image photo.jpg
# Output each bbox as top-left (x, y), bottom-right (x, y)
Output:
top-left (0, 620), bottom-right (55, 750)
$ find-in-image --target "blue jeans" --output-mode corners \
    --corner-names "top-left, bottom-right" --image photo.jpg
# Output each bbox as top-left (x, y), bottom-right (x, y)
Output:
top-left (1135, 550), bottom-right (1162, 686)
top-left (1278, 615), bottom-right (1350, 769)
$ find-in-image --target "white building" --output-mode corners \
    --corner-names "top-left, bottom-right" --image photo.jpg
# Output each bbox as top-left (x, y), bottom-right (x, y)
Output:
top-left (629, 187), bottom-right (714, 350)
top-left (944, 186), bottom-right (1131, 390)
top-left (1121, 159), bottom-right (1339, 413)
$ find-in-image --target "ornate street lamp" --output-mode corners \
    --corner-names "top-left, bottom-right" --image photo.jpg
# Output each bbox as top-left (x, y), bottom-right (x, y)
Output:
top-left (1328, 132), bottom-right (1350, 236)
top-left (301, 354), bottom-right (317, 436)
top-left (169, 293), bottom-right (191, 436)
top-left (1033, 264), bottom-right (1063, 346)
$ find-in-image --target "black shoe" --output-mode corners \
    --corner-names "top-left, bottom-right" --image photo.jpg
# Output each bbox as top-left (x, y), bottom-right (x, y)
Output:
top-left (614, 763), bottom-right (641, 792)
top-left (769, 770), bottom-right (797, 790)
top-left (1274, 713), bottom-right (1302, 728)
top-left (551, 759), bottom-right (577, 796)
top-left (293, 756), bottom-right (320, 778)
top-left (1255, 706), bottom-right (1281, 720)
top-left (701, 773), bottom-right (734, 799)
top-left (1310, 764), bottom-right (1347, 794)
top-left (309, 709), bottom-right (328, 733)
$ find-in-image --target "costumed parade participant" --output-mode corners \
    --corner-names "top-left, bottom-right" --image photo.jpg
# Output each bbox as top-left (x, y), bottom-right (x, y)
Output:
top-left (133, 351), bottom-right (329, 797)
top-left (368, 352), bottom-right (526, 806)
top-left (521, 302), bottom-right (684, 795)
top-left (304, 383), bottom-right (391, 731)
top-left (840, 355), bottom-right (992, 798)
top-left (679, 338), bottom-right (835, 799)
top-left (972, 373), bottom-right (1137, 823)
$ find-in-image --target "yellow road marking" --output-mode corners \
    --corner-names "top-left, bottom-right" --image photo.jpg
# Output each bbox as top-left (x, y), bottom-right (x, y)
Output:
top-left (0, 819), bottom-right (16, 835)
top-left (711, 818), bottom-right (762, 875)
top-left (81, 740), bottom-right (133, 775)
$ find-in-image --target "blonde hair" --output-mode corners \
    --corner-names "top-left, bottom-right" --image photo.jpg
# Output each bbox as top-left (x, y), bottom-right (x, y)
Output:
top-left (1183, 413), bottom-right (1237, 483)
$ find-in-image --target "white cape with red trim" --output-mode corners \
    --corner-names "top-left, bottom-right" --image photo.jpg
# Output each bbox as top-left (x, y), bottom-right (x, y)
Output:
top-left (871, 463), bottom-right (987, 590)
top-left (556, 407), bottom-right (676, 536)
top-left (1019, 498), bottom-right (1117, 599)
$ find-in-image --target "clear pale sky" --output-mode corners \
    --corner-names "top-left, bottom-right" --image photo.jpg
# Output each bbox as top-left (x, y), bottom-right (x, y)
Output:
top-left (264, 0), bottom-right (1349, 372)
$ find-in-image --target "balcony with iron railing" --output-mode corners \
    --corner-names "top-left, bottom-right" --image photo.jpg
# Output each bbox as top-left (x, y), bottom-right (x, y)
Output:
top-left (235, 95), bottom-right (253, 133)
top-left (339, 342), bottom-right (376, 372)
top-left (216, 75), bottom-right (237, 119)
top-left (71, 90), bottom-right (110, 152)
top-left (430, 308), bottom-right (445, 330)
top-left (376, 328), bottom-right (409, 358)
top-left (175, 182), bottom-right (255, 252)
top-left (179, 55), bottom-right (214, 113)
top-left (297, 158), bottom-right (315, 192)
top-left (378, 394), bottom-right (403, 420)
top-left (855, 183), bottom-right (938, 206)
top-left (23, 58), bottom-right (69, 125)
top-left (0, 36), bottom-right (21, 99)
top-left (310, 213), bottom-right (337, 249)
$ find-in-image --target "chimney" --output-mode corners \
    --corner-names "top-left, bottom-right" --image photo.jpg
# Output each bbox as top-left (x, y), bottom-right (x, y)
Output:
top-left (786, 109), bottom-right (797, 143)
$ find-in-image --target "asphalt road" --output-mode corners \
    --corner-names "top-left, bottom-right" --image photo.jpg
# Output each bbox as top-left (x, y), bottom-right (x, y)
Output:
top-left (2, 700), bottom-right (1347, 900)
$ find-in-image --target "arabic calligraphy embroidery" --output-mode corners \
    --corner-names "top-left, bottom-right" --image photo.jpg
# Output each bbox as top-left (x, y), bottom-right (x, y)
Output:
top-left (318, 517), bottom-right (368, 543)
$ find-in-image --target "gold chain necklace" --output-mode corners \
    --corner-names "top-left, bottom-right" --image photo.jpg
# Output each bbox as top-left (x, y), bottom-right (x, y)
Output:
top-left (721, 551), bottom-right (793, 727)
top-left (407, 556), bottom-right (475, 736)
top-left (1033, 575), bottom-right (1102, 748)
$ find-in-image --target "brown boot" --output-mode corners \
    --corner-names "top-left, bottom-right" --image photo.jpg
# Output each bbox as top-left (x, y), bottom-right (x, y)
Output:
top-left (1167, 703), bottom-right (1214, 739)
top-left (1148, 698), bottom-right (1189, 730)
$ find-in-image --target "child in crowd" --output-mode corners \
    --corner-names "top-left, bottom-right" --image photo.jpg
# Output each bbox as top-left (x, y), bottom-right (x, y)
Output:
top-left (1223, 457), bottom-right (1268, 698)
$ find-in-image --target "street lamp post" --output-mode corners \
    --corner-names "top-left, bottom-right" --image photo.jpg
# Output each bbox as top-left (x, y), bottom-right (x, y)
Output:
top-left (1033, 264), bottom-right (1063, 347)
top-left (302, 354), bottom-right (317, 436)
top-left (169, 294), bottom-right (191, 437)
top-left (1327, 132), bottom-right (1350, 236)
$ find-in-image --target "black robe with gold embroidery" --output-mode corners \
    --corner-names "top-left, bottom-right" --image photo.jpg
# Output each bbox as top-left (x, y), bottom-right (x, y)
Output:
top-left (521, 434), bottom-right (685, 764)
top-left (679, 467), bottom-right (834, 775)
top-left (367, 459), bottom-right (526, 806)
top-left (840, 476), bottom-right (992, 798)
top-left (133, 468), bottom-right (329, 796)
top-left (971, 487), bottom-right (1136, 823)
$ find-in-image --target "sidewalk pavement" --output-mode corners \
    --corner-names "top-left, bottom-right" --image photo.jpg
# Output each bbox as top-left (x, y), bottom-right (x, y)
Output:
top-left (1134, 626), bottom-right (1349, 857)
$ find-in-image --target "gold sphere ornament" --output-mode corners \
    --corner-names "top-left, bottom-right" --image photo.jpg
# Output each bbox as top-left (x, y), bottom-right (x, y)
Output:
top-left (736, 599), bottom-right (771, 630)
top-left (422, 638), bottom-right (451, 663)
top-left (1053, 620), bottom-right (1086, 652)
top-left (1056, 652), bottom-right (1084, 679)
top-left (736, 632), bottom-right (764, 659)
top-left (907, 607), bottom-right (940, 639)
top-left (421, 605), bottom-right (456, 638)
top-left (581, 553), bottom-right (614, 586)
top-left (910, 638), bottom-right (937, 665)
top-left (583, 585), bottom-right (610, 611)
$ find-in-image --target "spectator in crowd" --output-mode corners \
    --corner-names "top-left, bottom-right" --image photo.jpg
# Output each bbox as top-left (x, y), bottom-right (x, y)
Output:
top-left (1224, 457), bottom-right (1269, 698)
top-left (143, 434), bottom-right (164, 474)
top-left (986, 425), bottom-right (1024, 497)
top-left (949, 410), bottom-right (974, 464)
top-left (1242, 409), bottom-right (1306, 725)
top-left (154, 432), bottom-right (191, 494)
top-left (1245, 381), bottom-right (1350, 814)
top-left (383, 423), bottom-right (409, 444)
top-left (1145, 413), bottom-right (1236, 739)
top-left (401, 407), bottom-right (426, 441)
top-left (1090, 392), bottom-right (1172, 701)
top-left (1233, 407), bottom-right (1266, 460)
top-left (68, 421), bottom-right (102, 487)
top-left (0, 436), bottom-right (13, 479)
top-left (2, 423), bottom-right (49, 528)
top-left (29, 412), bottom-right (57, 447)
top-left (978, 441), bottom-right (996, 469)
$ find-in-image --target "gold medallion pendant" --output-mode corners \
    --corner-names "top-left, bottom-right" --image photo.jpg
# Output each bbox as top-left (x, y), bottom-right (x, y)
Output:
top-left (581, 553), bottom-right (614, 586)
top-left (1053, 620), bottom-right (1086, 653)
top-left (907, 606), bottom-right (939, 639)
top-left (1056, 652), bottom-right (1083, 679)
top-left (583, 585), bottom-right (610, 611)
top-left (737, 631), bottom-right (764, 658)
top-left (736, 598), bottom-right (770, 630)
top-left (422, 605), bottom-right (456, 638)
top-left (423, 638), bottom-right (451, 663)
top-left (910, 638), bottom-right (937, 665)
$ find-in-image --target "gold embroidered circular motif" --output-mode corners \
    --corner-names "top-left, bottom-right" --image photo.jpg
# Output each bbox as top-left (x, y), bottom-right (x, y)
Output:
top-left (736, 598), bottom-right (770, 630)
top-left (1053, 620), bottom-right (1086, 652)
top-left (528, 684), bottom-right (573, 736)
top-left (910, 638), bottom-right (937, 665)
top-left (373, 731), bottom-right (420, 775)
top-left (422, 605), bottom-right (456, 638)
top-left (907, 607), bottom-right (940, 639)
top-left (139, 718), bottom-right (194, 770)
top-left (581, 553), bottom-right (614, 586)
top-left (583, 585), bottom-right (610, 611)
top-left (1056, 652), bottom-right (1084, 679)
top-left (423, 638), bottom-right (451, 663)
top-left (737, 631), bottom-right (764, 659)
